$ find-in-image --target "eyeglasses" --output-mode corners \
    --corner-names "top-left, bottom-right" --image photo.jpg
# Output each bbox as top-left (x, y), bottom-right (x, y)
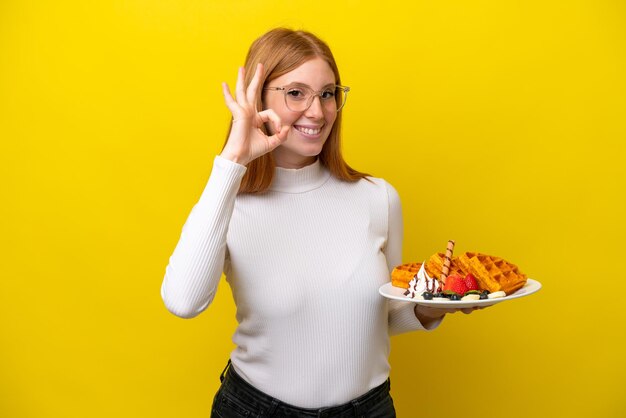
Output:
top-left (264, 84), bottom-right (350, 112)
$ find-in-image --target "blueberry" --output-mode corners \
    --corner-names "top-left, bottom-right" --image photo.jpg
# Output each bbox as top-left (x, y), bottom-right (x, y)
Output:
top-left (479, 293), bottom-right (488, 299)
top-left (450, 294), bottom-right (461, 301)
top-left (422, 292), bottom-right (434, 300)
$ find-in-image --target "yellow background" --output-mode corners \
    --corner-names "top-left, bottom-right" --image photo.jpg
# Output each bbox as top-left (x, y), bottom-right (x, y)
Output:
top-left (2, 1), bottom-right (625, 417)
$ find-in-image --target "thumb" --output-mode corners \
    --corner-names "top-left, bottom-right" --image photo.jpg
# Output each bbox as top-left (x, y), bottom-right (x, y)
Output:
top-left (266, 125), bottom-right (290, 150)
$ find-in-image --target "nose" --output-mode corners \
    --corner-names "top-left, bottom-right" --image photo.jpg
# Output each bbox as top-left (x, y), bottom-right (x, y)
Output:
top-left (304, 94), bottom-right (324, 119)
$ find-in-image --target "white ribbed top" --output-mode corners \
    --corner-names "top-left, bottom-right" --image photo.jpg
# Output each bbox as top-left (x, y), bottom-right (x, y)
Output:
top-left (161, 155), bottom-right (437, 408)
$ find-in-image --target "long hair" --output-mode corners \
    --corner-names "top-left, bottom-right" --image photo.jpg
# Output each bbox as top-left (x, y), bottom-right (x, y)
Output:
top-left (223, 28), bottom-right (369, 194)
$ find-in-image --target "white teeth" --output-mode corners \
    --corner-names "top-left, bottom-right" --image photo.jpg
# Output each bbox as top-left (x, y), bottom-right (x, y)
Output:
top-left (296, 126), bottom-right (321, 135)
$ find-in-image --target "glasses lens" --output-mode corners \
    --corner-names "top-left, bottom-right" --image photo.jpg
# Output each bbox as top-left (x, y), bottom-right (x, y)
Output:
top-left (283, 86), bottom-right (349, 112)
top-left (285, 87), bottom-right (309, 112)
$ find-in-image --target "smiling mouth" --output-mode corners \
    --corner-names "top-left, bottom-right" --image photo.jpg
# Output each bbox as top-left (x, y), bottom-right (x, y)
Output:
top-left (294, 125), bottom-right (323, 135)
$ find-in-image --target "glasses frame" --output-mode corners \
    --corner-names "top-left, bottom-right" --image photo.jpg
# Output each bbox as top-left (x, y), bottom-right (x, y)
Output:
top-left (264, 84), bottom-right (350, 113)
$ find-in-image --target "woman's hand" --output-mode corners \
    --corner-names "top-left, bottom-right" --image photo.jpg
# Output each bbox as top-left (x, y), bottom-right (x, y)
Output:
top-left (220, 63), bottom-right (290, 166)
top-left (414, 305), bottom-right (485, 328)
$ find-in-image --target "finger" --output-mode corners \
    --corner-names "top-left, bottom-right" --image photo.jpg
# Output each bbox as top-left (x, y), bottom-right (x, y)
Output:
top-left (461, 308), bottom-right (473, 314)
top-left (222, 82), bottom-right (246, 121)
top-left (222, 82), bottom-right (239, 115)
top-left (263, 124), bottom-right (290, 150)
top-left (257, 109), bottom-right (284, 134)
top-left (272, 124), bottom-right (291, 144)
top-left (247, 63), bottom-right (263, 105)
top-left (235, 66), bottom-right (247, 106)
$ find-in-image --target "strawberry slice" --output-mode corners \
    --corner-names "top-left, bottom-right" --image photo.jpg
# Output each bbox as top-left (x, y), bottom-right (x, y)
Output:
top-left (464, 273), bottom-right (479, 292)
top-left (443, 274), bottom-right (468, 295)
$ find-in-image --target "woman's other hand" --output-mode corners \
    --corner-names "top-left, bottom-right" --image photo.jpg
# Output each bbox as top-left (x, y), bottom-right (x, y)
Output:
top-left (414, 305), bottom-right (485, 328)
top-left (220, 63), bottom-right (290, 166)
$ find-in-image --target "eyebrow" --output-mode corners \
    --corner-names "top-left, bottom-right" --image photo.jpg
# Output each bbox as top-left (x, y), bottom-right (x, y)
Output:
top-left (285, 82), bottom-right (337, 90)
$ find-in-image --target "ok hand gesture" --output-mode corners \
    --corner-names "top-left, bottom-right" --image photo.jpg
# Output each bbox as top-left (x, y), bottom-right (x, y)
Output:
top-left (220, 63), bottom-right (290, 166)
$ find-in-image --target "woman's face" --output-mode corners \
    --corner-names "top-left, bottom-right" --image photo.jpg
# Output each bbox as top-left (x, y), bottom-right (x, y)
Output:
top-left (263, 57), bottom-right (337, 168)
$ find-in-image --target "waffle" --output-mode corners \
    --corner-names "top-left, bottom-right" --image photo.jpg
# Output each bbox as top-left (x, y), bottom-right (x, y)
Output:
top-left (391, 263), bottom-right (422, 288)
top-left (425, 252), bottom-right (465, 281)
top-left (457, 252), bottom-right (527, 294)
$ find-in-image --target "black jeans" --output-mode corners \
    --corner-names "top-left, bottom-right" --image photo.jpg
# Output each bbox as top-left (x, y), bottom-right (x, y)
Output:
top-left (211, 361), bottom-right (396, 418)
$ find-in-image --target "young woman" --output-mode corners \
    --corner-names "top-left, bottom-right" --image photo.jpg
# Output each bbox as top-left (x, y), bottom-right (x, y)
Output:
top-left (162, 28), bottom-right (474, 417)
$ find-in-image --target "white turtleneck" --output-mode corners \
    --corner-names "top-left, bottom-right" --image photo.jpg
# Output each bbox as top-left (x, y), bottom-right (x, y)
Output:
top-left (161, 156), bottom-right (437, 408)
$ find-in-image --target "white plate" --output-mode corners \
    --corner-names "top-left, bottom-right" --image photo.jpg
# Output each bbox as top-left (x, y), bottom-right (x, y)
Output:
top-left (379, 278), bottom-right (541, 308)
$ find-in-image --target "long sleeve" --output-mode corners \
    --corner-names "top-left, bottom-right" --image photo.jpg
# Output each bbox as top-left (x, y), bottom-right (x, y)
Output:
top-left (383, 181), bottom-right (443, 334)
top-left (161, 155), bottom-right (246, 318)
top-left (161, 160), bottom-right (428, 407)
